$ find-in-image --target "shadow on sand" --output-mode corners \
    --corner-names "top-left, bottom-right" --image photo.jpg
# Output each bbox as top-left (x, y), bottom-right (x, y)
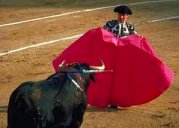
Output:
top-left (0, 105), bottom-right (129, 113)
top-left (86, 106), bottom-right (129, 112)
top-left (0, 105), bottom-right (7, 113)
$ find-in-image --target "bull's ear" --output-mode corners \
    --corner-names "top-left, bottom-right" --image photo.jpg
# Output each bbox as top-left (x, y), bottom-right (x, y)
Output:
top-left (90, 75), bottom-right (95, 82)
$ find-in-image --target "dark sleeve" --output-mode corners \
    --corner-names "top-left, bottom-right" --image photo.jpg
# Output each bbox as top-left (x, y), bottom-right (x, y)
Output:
top-left (127, 24), bottom-right (137, 35)
top-left (103, 20), bottom-right (117, 31)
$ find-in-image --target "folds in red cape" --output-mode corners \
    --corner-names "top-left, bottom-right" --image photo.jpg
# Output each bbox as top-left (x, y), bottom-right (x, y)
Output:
top-left (52, 27), bottom-right (174, 107)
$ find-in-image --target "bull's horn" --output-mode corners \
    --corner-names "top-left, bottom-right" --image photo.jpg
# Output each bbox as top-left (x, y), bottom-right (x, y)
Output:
top-left (90, 59), bottom-right (105, 70)
top-left (59, 60), bottom-right (66, 68)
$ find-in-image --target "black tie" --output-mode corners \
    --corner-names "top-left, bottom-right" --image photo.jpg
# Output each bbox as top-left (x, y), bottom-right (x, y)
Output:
top-left (121, 23), bottom-right (123, 36)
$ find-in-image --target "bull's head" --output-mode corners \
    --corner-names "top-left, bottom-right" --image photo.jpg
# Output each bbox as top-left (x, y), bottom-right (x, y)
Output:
top-left (58, 60), bottom-right (107, 91)
top-left (58, 59), bottom-right (106, 73)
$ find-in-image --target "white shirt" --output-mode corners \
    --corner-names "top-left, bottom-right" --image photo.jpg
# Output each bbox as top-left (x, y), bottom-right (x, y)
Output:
top-left (118, 23), bottom-right (130, 37)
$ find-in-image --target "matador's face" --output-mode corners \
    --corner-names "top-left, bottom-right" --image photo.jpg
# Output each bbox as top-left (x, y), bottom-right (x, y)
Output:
top-left (117, 13), bottom-right (129, 23)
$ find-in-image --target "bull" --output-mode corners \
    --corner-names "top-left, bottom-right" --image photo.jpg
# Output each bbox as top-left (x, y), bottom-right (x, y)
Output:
top-left (7, 60), bottom-right (105, 128)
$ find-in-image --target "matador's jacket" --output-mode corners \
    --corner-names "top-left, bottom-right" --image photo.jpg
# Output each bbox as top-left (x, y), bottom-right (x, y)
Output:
top-left (103, 20), bottom-right (137, 37)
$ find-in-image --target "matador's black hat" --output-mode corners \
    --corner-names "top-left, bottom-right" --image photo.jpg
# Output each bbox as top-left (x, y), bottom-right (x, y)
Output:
top-left (114, 5), bottom-right (132, 15)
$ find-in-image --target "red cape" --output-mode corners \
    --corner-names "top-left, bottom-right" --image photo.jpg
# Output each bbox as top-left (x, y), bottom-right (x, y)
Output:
top-left (52, 27), bottom-right (174, 107)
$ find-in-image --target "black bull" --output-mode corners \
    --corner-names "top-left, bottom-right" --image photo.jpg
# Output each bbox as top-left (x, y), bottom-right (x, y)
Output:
top-left (7, 62), bottom-right (104, 128)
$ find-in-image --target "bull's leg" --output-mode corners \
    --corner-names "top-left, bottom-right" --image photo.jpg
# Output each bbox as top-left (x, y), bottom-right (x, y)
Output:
top-left (70, 104), bottom-right (87, 128)
top-left (8, 95), bottom-right (35, 128)
top-left (7, 83), bottom-right (35, 128)
top-left (7, 88), bottom-right (17, 128)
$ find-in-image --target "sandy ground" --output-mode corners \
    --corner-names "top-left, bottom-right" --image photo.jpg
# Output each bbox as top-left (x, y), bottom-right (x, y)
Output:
top-left (0, 0), bottom-right (179, 127)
